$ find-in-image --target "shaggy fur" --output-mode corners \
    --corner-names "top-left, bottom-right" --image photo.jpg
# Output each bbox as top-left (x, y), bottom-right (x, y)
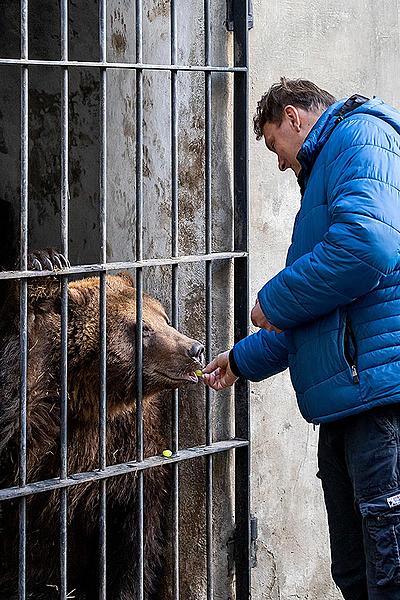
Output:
top-left (0, 250), bottom-right (203, 599)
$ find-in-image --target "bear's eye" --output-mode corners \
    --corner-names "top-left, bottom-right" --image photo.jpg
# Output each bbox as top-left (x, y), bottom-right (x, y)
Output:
top-left (142, 323), bottom-right (154, 337)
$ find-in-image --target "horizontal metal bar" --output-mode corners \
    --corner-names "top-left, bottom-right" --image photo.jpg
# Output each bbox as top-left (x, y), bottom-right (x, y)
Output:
top-left (0, 57), bottom-right (246, 73)
top-left (0, 440), bottom-right (248, 501)
top-left (0, 251), bottom-right (247, 280)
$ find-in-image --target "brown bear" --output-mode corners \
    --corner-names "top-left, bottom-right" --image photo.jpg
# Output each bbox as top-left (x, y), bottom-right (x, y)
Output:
top-left (0, 249), bottom-right (204, 600)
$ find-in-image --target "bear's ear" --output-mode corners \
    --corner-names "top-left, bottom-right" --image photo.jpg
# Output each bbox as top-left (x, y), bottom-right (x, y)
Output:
top-left (68, 286), bottom-right (90, 308)
top-left (116, 271), bottom-right (134, 287)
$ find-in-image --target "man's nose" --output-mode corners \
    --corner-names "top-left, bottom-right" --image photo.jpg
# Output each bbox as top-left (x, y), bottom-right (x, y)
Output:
top-left (189, 341), bottom-right (205, 362)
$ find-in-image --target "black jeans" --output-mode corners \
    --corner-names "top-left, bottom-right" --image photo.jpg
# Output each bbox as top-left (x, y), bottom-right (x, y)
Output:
top-left (318, 404), bottom-right (400, 600)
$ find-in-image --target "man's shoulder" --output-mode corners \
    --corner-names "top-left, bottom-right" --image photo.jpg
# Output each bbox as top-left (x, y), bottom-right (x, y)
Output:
top-left (325, 111), bottom-right (400, 163)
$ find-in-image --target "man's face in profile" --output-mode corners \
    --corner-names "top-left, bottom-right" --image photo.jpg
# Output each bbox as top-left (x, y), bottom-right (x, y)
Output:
top-left (262, 105), bottom-right (318, 176)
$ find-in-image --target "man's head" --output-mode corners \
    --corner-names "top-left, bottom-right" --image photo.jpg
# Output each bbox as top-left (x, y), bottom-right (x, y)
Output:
top-left (254, 78), bottom-right (336, 176)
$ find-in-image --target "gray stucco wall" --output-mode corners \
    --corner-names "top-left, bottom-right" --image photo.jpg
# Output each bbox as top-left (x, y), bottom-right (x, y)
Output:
top-left (249, 1), bottom-right (400, 598)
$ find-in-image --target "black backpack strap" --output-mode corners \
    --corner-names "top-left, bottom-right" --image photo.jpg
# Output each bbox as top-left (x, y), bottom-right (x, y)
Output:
top-left (336, 94), bottom-right (369, 123)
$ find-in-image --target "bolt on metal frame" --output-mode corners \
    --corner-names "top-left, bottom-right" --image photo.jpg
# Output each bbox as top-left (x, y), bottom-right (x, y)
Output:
top-left (0, 0), bottom-right (250, 598)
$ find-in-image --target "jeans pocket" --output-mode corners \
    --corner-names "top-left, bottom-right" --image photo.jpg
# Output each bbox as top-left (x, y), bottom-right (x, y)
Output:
top-left (360, 491), bottom-right (400, 586)
top-left (367, 513), bottom-right (400, 585)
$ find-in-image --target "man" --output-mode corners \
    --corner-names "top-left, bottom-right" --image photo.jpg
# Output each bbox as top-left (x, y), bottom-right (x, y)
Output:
top-left (203, 78), bottom-right (400, 599)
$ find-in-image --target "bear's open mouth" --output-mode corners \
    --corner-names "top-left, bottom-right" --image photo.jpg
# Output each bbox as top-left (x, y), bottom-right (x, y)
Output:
top-left (154, 369), bottom-right (202, 384)
top-left (186, 373), bottom-right (200, 383)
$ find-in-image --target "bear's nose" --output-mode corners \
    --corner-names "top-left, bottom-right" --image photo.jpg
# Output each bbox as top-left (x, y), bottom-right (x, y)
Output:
top-left (189, 341), bottom-right (205, 362)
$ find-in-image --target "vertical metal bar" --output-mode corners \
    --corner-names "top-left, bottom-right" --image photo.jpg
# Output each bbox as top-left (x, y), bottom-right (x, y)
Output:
top-left (98, 276), bottom-right (107, 600)
top-left (99, 0), bottom-right (108, 598)
top-left (232, 0), bottom-right (250, 598)
top-left (170, 2), bottom-right (180, 598)
top-left (60, 0), bottom-right (69, 597)
top-left (135, 1), bottom-right (145, 598)
top-left (19, 2), bottom-right (28, 598)
top-left (204, 0), bottom-right (213, 597)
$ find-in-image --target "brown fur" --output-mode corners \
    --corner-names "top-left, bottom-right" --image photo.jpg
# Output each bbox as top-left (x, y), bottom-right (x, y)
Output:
top-left (0, 254), bottom-right (203, 599)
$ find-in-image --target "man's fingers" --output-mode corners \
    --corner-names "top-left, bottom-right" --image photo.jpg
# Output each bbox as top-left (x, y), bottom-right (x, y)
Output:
top-left (203, 372), bottom-right (229, 391)
top-left (203, 351), bottom-right (229, 374)
top-left (203, 366), bottom-right (238, 391)
top-left (202, 350), bottom-right (237, 390)
top-left (203, 368), bottom-right (221, 385)
top-left (203, 357), bottom-right (220, 374)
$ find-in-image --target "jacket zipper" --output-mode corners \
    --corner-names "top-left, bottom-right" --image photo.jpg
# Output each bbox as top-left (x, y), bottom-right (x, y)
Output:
top-left (351, 364), bottom-right (359, 384)
top-left (344, 319), bottom-right (359, 384)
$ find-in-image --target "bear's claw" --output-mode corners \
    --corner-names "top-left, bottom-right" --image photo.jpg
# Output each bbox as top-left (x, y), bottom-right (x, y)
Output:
top-left (28, 249), bottom-right (70, 272)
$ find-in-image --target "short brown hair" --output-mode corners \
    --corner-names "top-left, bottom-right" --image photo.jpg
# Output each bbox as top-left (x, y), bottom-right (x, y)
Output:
top-left (253, 77), bottom-right (336, 140)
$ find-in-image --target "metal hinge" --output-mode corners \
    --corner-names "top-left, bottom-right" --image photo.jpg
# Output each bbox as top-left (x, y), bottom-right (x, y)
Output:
top-left (226, 0), bottom-right (254, 31)
top-left (227, 515), bottom-right (258, 576)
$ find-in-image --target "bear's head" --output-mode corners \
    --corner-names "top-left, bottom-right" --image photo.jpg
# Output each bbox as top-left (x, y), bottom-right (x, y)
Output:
top-left (64, 272), bottom-right (204, 414)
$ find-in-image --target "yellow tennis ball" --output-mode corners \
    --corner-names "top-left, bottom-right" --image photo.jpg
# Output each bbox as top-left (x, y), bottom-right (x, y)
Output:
top-left (162, 449), bottom-right (173, 458)
top-left (195, 369), bottom-right (204, 377)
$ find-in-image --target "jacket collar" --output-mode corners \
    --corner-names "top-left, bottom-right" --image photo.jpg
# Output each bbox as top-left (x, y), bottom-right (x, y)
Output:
top-left (297, 96), bottom-right (382, 194)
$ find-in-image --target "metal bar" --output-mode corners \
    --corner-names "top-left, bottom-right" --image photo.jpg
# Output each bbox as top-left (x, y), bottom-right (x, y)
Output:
top-left (0, 252), bottom-right (248, 280)
top-left (19, 0), bottom-right (29, 597)
top-left (60, 1), bottom-right (69, 597)
top-left (0, 441), bottom-right (249, 502)
top-left (226, 0), bottom-right (254, 31)
top-left (135, 275), bottom-right (145, 599)
top-left (204, 0), bottom-right (213, 596)
top-left (99, 0), bottom-right (108, 597)
top-left (135, 1), bottom-right (145, 597)
top-left (170, 2), bottom-right (180, 597)
top-left (99, 271), bottom-right (107, 600)
top-left (59, 295), bottom-right (68, 600)
top-left (99, 480), bottom-right (107, 599)
top-left (0, 57), bottom-right (247, 72)
top-left (233, 0), bottom-right (251, 598)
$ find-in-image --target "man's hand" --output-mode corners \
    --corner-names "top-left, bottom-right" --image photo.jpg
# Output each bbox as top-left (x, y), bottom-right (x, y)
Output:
top-left (251, 299), bottom-right (283, 333)
top-left (202, 350), bottom-right (238, 391)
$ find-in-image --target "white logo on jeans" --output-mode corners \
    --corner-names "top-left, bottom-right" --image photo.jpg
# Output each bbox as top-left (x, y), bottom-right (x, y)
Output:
top-left (387, 493), bottom-right (400, 508)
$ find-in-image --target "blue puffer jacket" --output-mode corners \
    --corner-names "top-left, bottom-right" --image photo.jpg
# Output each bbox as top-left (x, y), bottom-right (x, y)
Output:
top-left (233, 97), bottom-right (400, 423)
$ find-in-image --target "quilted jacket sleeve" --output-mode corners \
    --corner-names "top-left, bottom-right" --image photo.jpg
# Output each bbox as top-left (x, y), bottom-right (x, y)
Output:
top-left (232, 329), bottom-right (289, 382)
top-left (258, 120), bottom-right (400, 330)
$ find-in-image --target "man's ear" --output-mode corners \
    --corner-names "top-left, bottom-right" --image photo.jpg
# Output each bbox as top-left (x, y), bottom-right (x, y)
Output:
top-left (284, 105), bottom-right (301, 132)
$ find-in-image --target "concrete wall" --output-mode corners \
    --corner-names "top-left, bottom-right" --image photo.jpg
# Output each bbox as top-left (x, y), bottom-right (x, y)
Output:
top-left (249, 0), bottom-right (400, 598)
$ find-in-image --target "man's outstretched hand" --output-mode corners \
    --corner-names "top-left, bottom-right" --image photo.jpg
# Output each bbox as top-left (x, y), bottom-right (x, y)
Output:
top-left (202, 350), bottom-right (238, 390)
top-left (203, 300), bottom-right (283, 391)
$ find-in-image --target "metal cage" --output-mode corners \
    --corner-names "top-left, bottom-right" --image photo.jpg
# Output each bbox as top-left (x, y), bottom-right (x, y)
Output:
top-left (0, 1), bottom-right (250, 598)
